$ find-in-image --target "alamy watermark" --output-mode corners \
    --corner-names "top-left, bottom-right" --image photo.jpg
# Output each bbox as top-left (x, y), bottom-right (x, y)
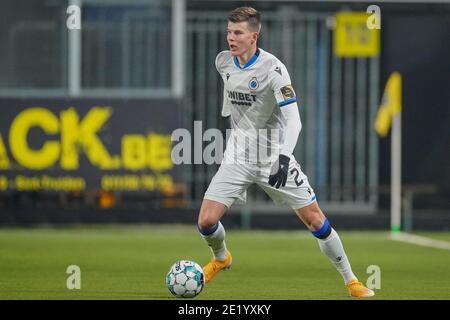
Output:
top-left (367, 5), bottom-right (381, 30)
top-left (66, 265), bottom-right (81, 290)
top-left (366, 265), bottom-right (381, 290)
top-left (66, 5), bottom-right (81, 30)
top-left (171, 121), bottom-right (283, 165)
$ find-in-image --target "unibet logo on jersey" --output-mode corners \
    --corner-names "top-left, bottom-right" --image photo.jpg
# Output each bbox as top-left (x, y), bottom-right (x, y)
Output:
top-left (226, 90), bottom-right (257, 106)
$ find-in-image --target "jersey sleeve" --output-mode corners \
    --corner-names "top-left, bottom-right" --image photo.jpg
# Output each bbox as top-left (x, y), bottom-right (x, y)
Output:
top-left (215, 52), bottom-right (231, 117)
top-left (221, 87), bottom-right (230, 117)
top-left (269, 62), bottom-right (298, 107)
top-left (215, 53), bottom-right (222, 73)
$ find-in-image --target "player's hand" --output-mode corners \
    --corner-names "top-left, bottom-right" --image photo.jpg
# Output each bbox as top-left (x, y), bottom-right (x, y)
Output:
top-left (268, 154), bottom-right (290, 189)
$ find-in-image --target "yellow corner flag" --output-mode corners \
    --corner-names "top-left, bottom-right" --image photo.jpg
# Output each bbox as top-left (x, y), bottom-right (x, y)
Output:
top-left (374, 72), bottom-right (402, 137)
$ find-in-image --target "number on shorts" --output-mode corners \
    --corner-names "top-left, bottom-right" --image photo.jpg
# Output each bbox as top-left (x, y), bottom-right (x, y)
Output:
top-left (290, 168), bottom-right (304, 187)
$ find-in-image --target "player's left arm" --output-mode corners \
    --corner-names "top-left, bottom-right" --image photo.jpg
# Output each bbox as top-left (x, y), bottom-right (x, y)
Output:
top-left (279, 103), bottom-right (301, 157)
top-left (268, 63), bottom-right (302, 188)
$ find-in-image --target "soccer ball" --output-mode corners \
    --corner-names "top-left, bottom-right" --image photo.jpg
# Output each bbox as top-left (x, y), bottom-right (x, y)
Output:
top-left (166, 260), bottom-right (205, 298)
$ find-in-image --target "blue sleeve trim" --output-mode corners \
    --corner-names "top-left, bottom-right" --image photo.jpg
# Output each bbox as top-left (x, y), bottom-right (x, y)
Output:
top-left (278, 97), bottom-right (297, 107)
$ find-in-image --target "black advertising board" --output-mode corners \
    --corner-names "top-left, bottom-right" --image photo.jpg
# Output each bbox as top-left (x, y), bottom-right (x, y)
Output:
top-left (0, 98), bottom-right (179, 193)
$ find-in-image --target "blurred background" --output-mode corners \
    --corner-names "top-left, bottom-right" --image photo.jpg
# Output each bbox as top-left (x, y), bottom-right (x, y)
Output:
top-left (0, 0), bottom-right (449, 232)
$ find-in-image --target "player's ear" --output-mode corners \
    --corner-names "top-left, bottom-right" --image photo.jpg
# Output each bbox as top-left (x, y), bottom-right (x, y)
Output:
top-left (251, 32), bottom-right (259, 44)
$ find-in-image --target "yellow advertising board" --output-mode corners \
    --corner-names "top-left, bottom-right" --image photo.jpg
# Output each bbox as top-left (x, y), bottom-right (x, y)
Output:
top-left (334, 12), bottom-right (380, 57)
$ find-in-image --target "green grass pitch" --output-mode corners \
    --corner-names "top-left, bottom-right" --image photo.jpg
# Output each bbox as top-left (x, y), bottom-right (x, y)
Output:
top-left (0, 225), bottom-right (449, 300)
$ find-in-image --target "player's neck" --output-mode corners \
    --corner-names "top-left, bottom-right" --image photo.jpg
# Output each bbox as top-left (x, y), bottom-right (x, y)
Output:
top-left (237, 46), bottom-right (258, 66)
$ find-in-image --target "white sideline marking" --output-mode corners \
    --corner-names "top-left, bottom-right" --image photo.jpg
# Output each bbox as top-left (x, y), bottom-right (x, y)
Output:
top-left (390, 232), bottom-right (450, 251)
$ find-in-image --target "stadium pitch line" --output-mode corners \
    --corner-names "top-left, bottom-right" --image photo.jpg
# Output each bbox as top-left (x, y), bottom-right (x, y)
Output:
top-left (390, 232), bottom-right (450, 251)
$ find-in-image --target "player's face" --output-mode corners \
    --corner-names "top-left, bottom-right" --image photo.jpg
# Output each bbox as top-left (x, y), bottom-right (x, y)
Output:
top-left (227, 21), bottom-right (258, 57)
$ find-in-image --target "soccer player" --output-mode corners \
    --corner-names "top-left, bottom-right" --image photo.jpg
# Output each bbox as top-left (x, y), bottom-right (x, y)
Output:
top-left (197, 7), bottom-right (374, 298)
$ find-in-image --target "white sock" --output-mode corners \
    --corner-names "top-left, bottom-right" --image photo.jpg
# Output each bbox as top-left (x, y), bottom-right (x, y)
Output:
top-left (317, 228), bottom-right (357, 284)
top-left (199, 221), bottom-right (227, 261)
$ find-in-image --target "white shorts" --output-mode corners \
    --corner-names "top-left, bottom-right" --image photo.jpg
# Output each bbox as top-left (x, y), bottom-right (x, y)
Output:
top-left (203, 156), bottom-right (316, 210)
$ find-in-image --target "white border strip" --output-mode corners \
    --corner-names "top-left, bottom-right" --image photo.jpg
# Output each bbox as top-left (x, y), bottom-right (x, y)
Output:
top-left (391, 232), bottom-right (450, 251)
top-left (68, 0), bottom-right (82, 97)
top-left (172, 0), bottom-right (185, 99)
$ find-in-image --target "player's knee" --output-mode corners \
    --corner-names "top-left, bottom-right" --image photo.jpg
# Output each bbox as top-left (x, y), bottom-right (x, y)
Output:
top-left (300, 204), bottom-right (325, 231)
top-left (197, 214), bottom-right (221, 237)
top-left (309, 215), bottom-right (325, 231)
top-left (197, 208), bottom-right (219, 230)
top-left (197, 215), bottom-right (217, 230)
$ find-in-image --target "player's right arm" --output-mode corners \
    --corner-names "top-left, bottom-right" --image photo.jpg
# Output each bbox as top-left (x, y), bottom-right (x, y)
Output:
top-left (215, 51), bottom-right (231, 117)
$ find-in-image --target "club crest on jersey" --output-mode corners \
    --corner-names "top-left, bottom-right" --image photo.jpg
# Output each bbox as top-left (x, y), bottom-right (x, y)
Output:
top-left (248, 77), bottom-right (259, 90)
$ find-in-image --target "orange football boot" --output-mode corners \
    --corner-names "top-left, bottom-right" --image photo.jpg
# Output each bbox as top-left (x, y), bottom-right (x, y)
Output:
top-left (346, 279), bottom-right (375, 298)
top-left (203, 250), bottom-right (233, 283)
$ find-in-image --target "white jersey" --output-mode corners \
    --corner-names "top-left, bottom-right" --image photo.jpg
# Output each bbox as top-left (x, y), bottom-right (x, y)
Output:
top-left (215, 48), bottom-right (297, 165)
